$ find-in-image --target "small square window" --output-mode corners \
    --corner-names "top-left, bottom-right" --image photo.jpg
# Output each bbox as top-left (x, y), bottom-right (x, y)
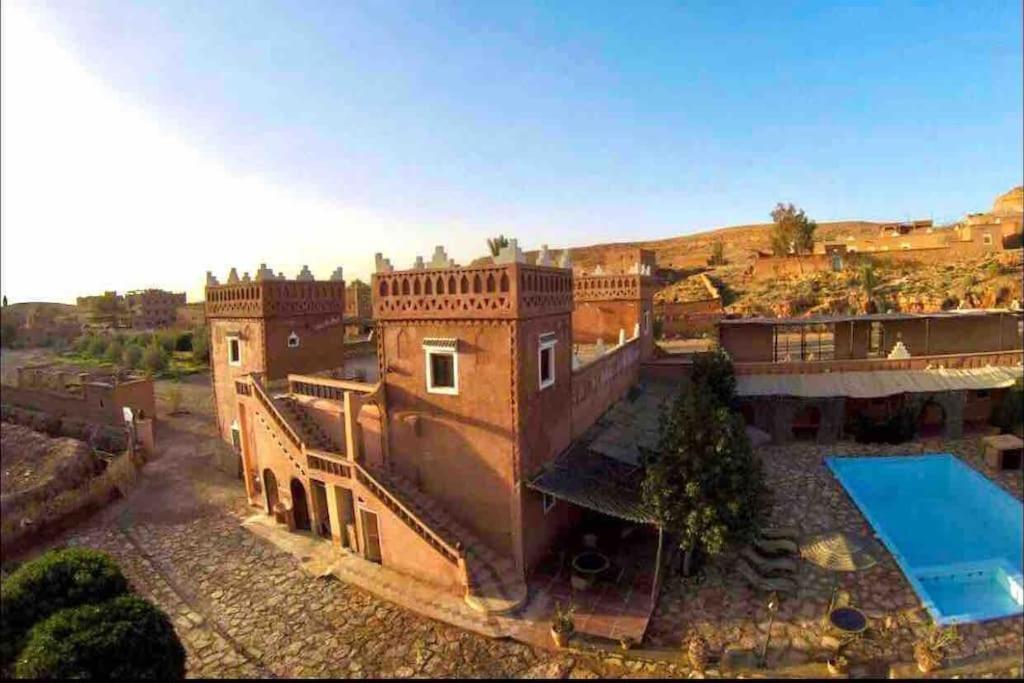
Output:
top-left (983, 234), bottom-right (993, 245)
top-left (543, 493), bottom-right (556, 514)
top-left (539, 333), bottom-right (556, 390)
top-left (426, 350), bottom-right (458, 394)
top-left (288, 332), bottom-right (300, 348)
top-left (228, 336), bottom-right (241, 366)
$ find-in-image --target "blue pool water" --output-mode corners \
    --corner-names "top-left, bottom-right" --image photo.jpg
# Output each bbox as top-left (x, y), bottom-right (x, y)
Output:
top-left (826, 454), bottom-right (1024, 625)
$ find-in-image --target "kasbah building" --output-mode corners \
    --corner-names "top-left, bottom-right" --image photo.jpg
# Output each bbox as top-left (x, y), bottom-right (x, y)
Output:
top-left (205, 242), bottom-right (660, 621)
top-left (205, 233), bottom-right (1023, 638)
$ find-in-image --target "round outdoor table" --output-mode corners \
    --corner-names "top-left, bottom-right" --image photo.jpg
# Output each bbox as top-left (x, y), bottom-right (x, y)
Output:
top-left (571, 551), bottom-right (610, 591)
top-left (828, 606), bottom-right (868, 635)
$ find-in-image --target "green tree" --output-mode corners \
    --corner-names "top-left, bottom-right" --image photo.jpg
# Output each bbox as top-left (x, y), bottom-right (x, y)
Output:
top-left (642, 380), bottom-right (766, 576)
top-left (487, 234), bottom-right (510, 257)
top-left (156, 330), bottom-right (176, 354)
top-left (104, 340), bottom-right (124, 365)
top-left (860, 261), bottom-right (879, 312)
top-left (122, 344), bottom-right (144, 369)
top-left (0, 320), bottom-right (17, 349)
top-left (690, 347), bottom-right (737, 408)
top-left (0, 548), bottom-right (129, 668)
top-left (769, 203), bottom-right (817, 256)
top-left (142, 344), bottom-right (169, 375)
top-left (708, 240), bottom-right (726, 266)
top-left (191, 327), bottom-right (210, 363)
top-left (15, 595), bottom-right (185, 679)
top-left (174, 331), bottom-right (193, 352)
top-left (87, 336), bottom-right (109, 358)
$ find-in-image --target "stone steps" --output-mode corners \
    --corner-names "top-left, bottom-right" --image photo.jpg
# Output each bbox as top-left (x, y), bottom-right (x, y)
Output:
top-left (365, 466), bottom-right (526, 615)
top-left (275, 397), bottom-right (343, 454)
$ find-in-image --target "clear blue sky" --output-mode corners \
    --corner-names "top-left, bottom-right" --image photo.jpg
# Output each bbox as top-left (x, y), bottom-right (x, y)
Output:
top-left (2, 0), bottom-right (1021, 303)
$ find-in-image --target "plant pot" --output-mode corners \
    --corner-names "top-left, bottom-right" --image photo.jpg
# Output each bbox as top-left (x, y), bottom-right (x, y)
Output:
top-left (916, 658), bottom-right (939, 674)
top-left (551, 626), bottom-right (572, 648)
top-left (826, 657), bottom-right (848, 676)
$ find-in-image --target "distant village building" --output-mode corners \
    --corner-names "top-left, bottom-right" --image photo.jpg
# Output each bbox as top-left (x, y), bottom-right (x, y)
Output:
top-left (76, 291), bottom-right (129, 328)
top-left (124, 289), bottom-right (187, 329)
top-left (344, 279), bottom-right (373, 337)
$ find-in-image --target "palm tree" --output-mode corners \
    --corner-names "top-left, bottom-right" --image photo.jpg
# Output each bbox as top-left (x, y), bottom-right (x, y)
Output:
top-left (860, 262), bottom-right (879, 312)
top-left (487, 235), bottom-right (510, 257)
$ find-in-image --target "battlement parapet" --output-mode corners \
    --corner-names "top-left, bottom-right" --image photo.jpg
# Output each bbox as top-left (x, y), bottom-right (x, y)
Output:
top-left (205, 279), bottom-right (346, 319)
top-left (373, 262), bottom-right (573, 321)
top-left (573, 273), bottom-right (658, 303)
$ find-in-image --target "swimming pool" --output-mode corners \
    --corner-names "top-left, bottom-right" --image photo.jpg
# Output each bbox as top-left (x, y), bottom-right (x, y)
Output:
top-left (826, 453), bottom-right (1024, 625)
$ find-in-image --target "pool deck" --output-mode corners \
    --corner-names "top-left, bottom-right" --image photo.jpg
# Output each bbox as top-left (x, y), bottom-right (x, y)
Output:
top-left (644, 435), bottom-right (1024, 670)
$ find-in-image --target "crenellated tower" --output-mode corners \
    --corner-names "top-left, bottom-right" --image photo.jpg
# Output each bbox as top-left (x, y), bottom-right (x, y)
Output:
top-left (205, 263), bottom-right (347, 446)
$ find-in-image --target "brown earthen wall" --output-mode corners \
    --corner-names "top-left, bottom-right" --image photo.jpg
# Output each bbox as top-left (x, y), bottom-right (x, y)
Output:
top-left (380, 321), bottom-right (518, 556)
top-left (515, 315), bottom-right (573, 477)
top-left (263, 315), bottom-right (346, 380)
top-left (719, 324), bottom-right (774, 362)
top-left (210, 319), bottom-right (266, 441)
top-left (570, 339), bottom-right (641, 440)
top-left (572, 301), bottom-right (642, 345)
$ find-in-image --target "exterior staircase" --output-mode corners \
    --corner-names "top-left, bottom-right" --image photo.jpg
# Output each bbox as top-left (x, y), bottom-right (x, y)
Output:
top-left (275, 396), bottom-right (343, 453)
top-left (250, 377), bottom-right (525, 615)
top-left (362, 464), bottom-right (527, 615)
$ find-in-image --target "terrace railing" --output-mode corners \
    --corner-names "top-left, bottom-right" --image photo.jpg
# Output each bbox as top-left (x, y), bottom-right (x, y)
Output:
top-left (733, 349), bottom-right (1024, 376)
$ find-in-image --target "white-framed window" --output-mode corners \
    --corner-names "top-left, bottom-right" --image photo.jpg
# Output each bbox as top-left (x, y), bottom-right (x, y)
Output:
top-left (543, 493), bottom-right (556, 514)
top-left (227, 335), bottom-right (242, 366)
top-left (423, 338), bottom-right (458, 395)
top-left (538, 332), bottom-right (557, 390)
top-left (288, 331), bottom-right (300, 348)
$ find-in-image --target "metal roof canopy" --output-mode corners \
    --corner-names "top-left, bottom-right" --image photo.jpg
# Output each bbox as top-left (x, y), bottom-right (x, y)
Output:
top-left (528, 443), bottom-right (658, 525)
top-left (719, 309), bottom-right (1022, 327)
top-left (736, 365), bottom-right (1024, 399)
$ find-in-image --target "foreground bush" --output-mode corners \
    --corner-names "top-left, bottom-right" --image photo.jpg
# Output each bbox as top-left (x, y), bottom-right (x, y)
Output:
top-left (0, 548), bottom-right (128, 668)
top-left (14, 595), bottom-right (185, 679)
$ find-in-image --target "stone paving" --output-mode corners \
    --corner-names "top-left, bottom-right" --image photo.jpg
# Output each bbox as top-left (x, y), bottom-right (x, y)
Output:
top-left (646, 436), bottom-right (1024, 673)
top-left (13, 379), bottom-right (1023, 678)
top-left (52, 411), bottom-right (686, 679)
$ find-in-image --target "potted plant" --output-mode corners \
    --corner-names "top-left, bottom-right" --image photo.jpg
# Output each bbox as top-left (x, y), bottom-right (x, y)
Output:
top-left (550, 601), bottom-right (575, 648)
top-left (686, 632), bottom-right (709, 673)
top-left (826, 654), bottom-right (848, 676)
top-left (913, 625), bottom-right (961, 673)
top-left (619, 636), bottom-right (635, 651)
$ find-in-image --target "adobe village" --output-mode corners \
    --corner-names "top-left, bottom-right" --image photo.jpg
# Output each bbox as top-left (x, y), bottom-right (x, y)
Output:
top-left (2, 187), bottom-right (1022, 678)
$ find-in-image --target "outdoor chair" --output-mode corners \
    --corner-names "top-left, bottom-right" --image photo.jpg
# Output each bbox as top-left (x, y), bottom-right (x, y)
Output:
top-left (753, 536), bottom-right (799, 557)
top-left (758, 526), bottom-right (800, 542)
top-left (735, 557), bottom-right (797, 594)
top-left (740, 546), bottom-right (798, 576)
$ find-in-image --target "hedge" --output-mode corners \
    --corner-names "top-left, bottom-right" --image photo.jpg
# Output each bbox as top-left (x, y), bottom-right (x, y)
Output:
top-left (14, 595), bottom-right (185, 679)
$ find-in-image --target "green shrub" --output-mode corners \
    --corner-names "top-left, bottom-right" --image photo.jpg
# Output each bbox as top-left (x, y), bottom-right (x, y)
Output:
top-left (191, 327), bottom-right (210, 363)
top-left (74, 335), bottom-right (93, 354)
top-left (142, 344), bottom-right (169, 374)
top-left (0, 548), bottom-right (129, 668)
top-left (994, 387), bottom-right (1024, 435)
top-left (104, 340), bottom-right (124, 364)
top-left (122, 344), bottom-right (144, 369)
top-left (14, 595), bottom-right (185, 679)
top-left (174, 331), bottom-right (193, 352)
top-left (156, 331), bottom-right (177, 354)
top-left (87, 336), bottom-right (109, 358)
top-left (690, 347), bottom-right (737, 408)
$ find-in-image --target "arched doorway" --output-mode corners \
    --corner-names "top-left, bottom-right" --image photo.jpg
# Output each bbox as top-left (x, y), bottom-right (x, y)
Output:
top-left (263, 469), bottom-right (279, 513)
top-left (792, 405), bottom-right (822, 441)
top-left (918, 400), bottom-right (946, 438)
top-left (290, 478), bottom-right (312, 531)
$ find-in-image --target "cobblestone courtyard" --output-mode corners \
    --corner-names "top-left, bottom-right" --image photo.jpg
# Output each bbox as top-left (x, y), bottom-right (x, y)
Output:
top-left (47, 404), bottom-right (683, 679)
top-left (9, 374), bottom-right (1023, 678)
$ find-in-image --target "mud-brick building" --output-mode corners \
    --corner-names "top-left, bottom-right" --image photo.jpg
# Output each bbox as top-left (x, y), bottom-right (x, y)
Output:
top-left (211, 242), bottom-right (665, 633)
top-left (124, 289), bottom-right (187, 329)
top-left (204, 263), bottom-right (348, 453)
top-left (718, 310), bottom-right (1024, 444)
